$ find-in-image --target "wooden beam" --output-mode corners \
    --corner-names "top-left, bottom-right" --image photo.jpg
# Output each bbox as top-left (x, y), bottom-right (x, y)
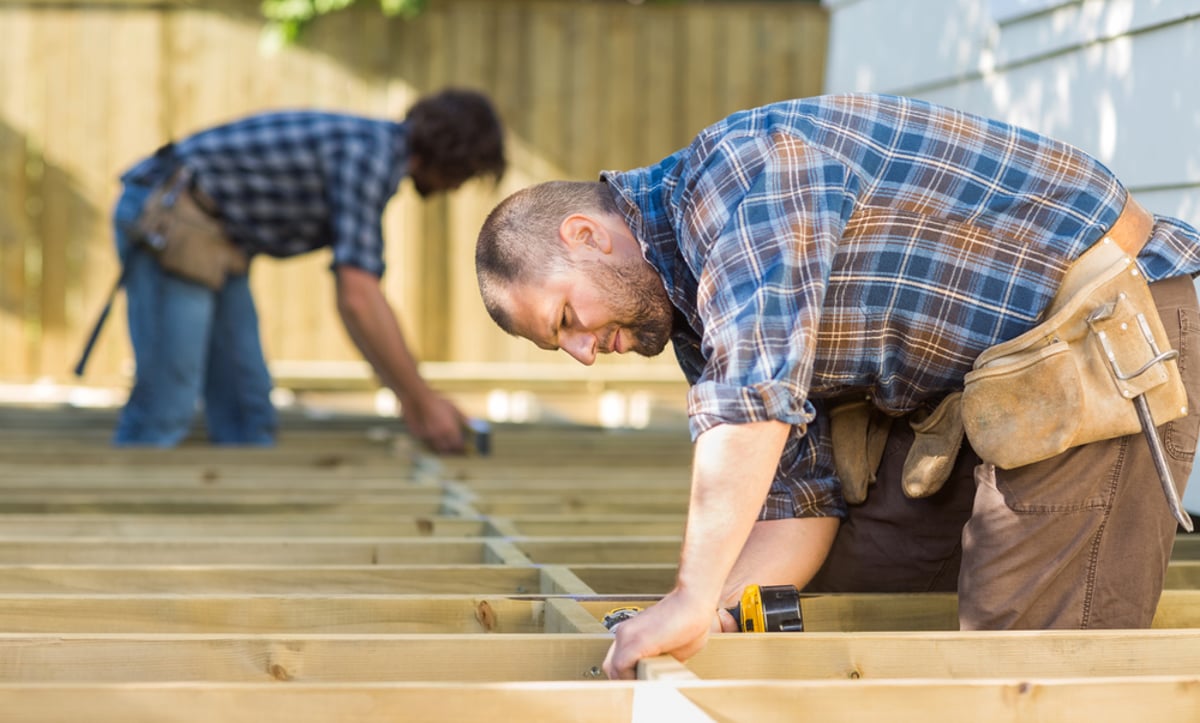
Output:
top-left (1, 630), bottom-right (1199, 682)
top-left (0, 565), bottom-right (548, 595)
top-left (0, 538), bottom-right (498, 565)
top-left (0, 634), bottom-right (614, 682)
top-left (514, 538), bottom-right (682, 565)
top-left (679, 677), bottom-right (1200, 723)
top-left (0, 595), bottom-right (552, 634)
top-left (579, 590), bottom-right (1200, 630)
top-left (0, 515), bottom-right (487, 538)
top-left (1, 589), bottom-right (1194, 638)
top-left (0, 677), bottom-right (1196, 723)
top-left (544, 598), bottom-right (608, 634)
top-left (0, 497), bottom-right (448, 515)
top-left (506, 516), bottom-right (685, 537)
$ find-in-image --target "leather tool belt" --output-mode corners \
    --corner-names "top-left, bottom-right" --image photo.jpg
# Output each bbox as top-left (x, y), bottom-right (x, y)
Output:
top-left (961, 196), bottom-right (1186, 469)
top-left (135, 168), bottom-right (248, 291)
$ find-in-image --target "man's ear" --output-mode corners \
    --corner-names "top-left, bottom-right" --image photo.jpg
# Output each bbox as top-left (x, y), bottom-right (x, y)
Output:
top-left (558, 214), bottom-right (613, 254)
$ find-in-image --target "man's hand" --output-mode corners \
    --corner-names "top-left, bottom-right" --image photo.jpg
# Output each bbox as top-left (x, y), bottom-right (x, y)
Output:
top-left (335, 265), bottom-right (467, 454)
top-left (602, 587), bottom-right (715, 680)
top-left (602, 421), bottom-right (791, 677)
top-left (402, 390), bottom-right (466, 454)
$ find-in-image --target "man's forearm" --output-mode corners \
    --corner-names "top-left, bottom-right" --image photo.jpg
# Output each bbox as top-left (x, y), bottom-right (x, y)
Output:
top-left (335, 266), bottom-right (431, 404)
top-left (675, 420), bottom-right (793, 604)
top-left (718, 516), bottom-right (839, 608)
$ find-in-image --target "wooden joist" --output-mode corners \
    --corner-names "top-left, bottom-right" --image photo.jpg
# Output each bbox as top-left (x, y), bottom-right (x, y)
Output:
top-left (1, 631), bottom-right (1200, 682)
top-left (1, 402), bottom-right (1198, 722)
top-left (0, 677), bottom-right (1197, 723)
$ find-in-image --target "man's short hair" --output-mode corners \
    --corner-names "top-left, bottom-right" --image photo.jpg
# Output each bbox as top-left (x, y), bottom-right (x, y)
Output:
top-left (475, 181), bottom-right (617, 333)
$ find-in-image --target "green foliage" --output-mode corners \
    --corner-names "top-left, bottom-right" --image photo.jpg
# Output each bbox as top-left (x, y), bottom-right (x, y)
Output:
top-left (260, 0), bottom-right (427, 49)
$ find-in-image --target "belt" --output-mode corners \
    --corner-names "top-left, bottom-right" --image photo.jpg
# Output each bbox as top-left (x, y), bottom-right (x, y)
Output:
top-left (1048, 194), bottom-right (1154, 317)
top-left (1105, 194), bottom-right (1154, 257)
top-left (161, 167), bottom-right (221, 218)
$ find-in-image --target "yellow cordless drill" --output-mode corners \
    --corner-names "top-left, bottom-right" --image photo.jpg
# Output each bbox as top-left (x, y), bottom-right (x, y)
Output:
top-left (603, 584), bottom-right (804, 633)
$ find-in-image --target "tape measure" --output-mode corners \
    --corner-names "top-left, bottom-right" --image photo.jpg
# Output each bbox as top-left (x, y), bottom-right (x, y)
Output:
top-left (464, 418), bottom-right (491, 456)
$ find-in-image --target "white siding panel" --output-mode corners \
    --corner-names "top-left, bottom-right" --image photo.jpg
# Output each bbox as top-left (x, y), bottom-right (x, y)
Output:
top-left (917, 17), bottom-right (1200, 192)
top-left (824, 0), bottom-right (1200, 511)
top-left (823, 0), bottom-right (995, 93)
top-left (994, 0), bottom-right (1200, 69)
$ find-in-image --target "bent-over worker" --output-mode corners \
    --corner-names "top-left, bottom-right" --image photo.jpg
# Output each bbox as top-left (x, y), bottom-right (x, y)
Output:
top-left (474, 93), bottom-right (1200, 678)
top-left (108, 88), bottom-right (505, 452)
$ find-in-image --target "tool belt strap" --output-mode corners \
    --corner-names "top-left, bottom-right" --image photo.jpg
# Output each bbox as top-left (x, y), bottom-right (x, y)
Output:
top-left (1105, 194), bottom-right (1154, 258)
top-left (1048, 195), bottom-right (1153, 315)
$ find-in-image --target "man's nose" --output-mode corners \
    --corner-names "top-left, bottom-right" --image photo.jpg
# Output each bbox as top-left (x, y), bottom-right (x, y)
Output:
top-left (562, 331), bottom-right (596, 366)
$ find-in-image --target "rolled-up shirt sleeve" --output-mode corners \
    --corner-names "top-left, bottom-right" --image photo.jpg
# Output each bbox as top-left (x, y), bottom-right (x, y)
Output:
top-left (762, 403), bottom-right (845, 519)
top-left (678, 131), bottom-right (857, 518)
top-left (327, 137), bottom-right (394, 276)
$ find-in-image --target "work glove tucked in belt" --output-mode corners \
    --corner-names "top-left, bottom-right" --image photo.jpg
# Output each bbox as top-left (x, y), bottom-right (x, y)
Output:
top-left (902, 392), bottom-right (964, 499)
top-left (830, 392), bottom-right (964, 504)
top-left (830, 399), bottom-right (893, 504)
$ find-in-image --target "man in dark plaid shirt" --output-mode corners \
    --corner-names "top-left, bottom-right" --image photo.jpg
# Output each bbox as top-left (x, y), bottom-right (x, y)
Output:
top-left (475, 94), bottom-right (1200, 677)
top-left (112, 88), bottom-right (505, 453)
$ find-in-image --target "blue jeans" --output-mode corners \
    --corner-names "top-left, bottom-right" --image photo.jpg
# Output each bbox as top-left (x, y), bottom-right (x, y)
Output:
top-left (112, 180), bottom-right (277, 446)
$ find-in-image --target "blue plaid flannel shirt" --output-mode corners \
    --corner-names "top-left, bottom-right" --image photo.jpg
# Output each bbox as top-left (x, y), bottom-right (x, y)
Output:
top-left (122, 111), bottom-right (409, 276)
top-left (602, 93), bottom-right (1200, 520)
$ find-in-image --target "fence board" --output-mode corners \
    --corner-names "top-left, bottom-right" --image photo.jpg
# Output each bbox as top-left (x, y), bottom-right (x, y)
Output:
top-left (0, 0), bottom-right (829, 387)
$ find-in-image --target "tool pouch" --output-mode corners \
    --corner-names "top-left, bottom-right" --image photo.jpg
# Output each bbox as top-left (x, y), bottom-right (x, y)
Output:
top-left (135, 169), bottom-right (248, 291)
top-left (961, 240), bottom-right (1187, 469)
top-left (830, 399), bottom-right (893, 504)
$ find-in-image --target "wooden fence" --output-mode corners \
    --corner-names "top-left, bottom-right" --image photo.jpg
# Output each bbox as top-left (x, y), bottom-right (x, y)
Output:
top-left (0, 0), bottom-right (828, 392)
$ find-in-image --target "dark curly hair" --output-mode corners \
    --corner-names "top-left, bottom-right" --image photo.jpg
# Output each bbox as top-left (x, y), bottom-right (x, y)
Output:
top-left (406, 88), bottom-right (506, 185)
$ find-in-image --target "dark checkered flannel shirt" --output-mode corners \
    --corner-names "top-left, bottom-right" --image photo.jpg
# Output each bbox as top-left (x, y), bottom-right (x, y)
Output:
top-left (122, 111), bottom-right (409, 276)
top-left (602, 93), bottom-right (1200, 519)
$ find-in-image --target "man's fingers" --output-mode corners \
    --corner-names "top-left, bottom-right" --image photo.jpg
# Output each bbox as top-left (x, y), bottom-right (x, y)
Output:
top-left (715, 607), bottom-right (739, 633)
top-left (603, 628), bottom-right (651, 680)
top-left (600, 638), bottom-right (638, 677)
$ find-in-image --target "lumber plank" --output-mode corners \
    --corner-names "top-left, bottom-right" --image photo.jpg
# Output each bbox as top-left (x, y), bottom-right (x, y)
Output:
top-left (570, 564), bottom-right (677, 595)
top-left (2, 631), bottom-right (1200, 682)
top-left (0, 538), bottom-right (493, 565)
top-left (0, 468), bottom-right (432, 489)
top-left (0, 565), bottom-right (547, 595)
top-left (0, 678), bottom-right (1196, 723)
top-left (679, 677), bottom-right (1200, 723)
top-left (689, 630), bottom-right (1200, 679)
top-left (1171, 533), bottom-right (1199, 559)
top-left (471, 493), bottom-right (688, 515)
top-left (502, 515), bottom-right (686, 537)
top-left (514, 538), bottom-right (683, 565)
top-left (539, 566), bottom-right (597, 595)
top-left (0, 497), bottom-right (447, 515)
top-left (638, 656), bottom-right (701, 682)
top-left (0, 595), bottom-right (551, 634)
top-left (0, 515), bottom-right (487, 538)
top-left (0, 683), bottom-right (631, 723)
top-left (578, 590), bottom-right (1200, 630)
top-left (544, 598), bottom-right (609, 634)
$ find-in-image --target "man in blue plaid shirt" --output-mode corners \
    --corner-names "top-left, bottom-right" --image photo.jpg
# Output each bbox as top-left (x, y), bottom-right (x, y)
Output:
top-left (111, 89), bottom-right (505, 453)
top-left (475, 94), bottom-right (1200, 677)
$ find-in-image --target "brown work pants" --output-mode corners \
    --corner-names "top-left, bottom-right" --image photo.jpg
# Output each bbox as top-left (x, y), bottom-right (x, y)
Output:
top-left (806, 274), bottom-right (1200, 629)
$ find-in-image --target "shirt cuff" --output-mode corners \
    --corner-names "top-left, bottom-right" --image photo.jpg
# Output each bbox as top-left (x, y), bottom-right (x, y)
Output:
top-left (686, 379), bottom-right (812, 437)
